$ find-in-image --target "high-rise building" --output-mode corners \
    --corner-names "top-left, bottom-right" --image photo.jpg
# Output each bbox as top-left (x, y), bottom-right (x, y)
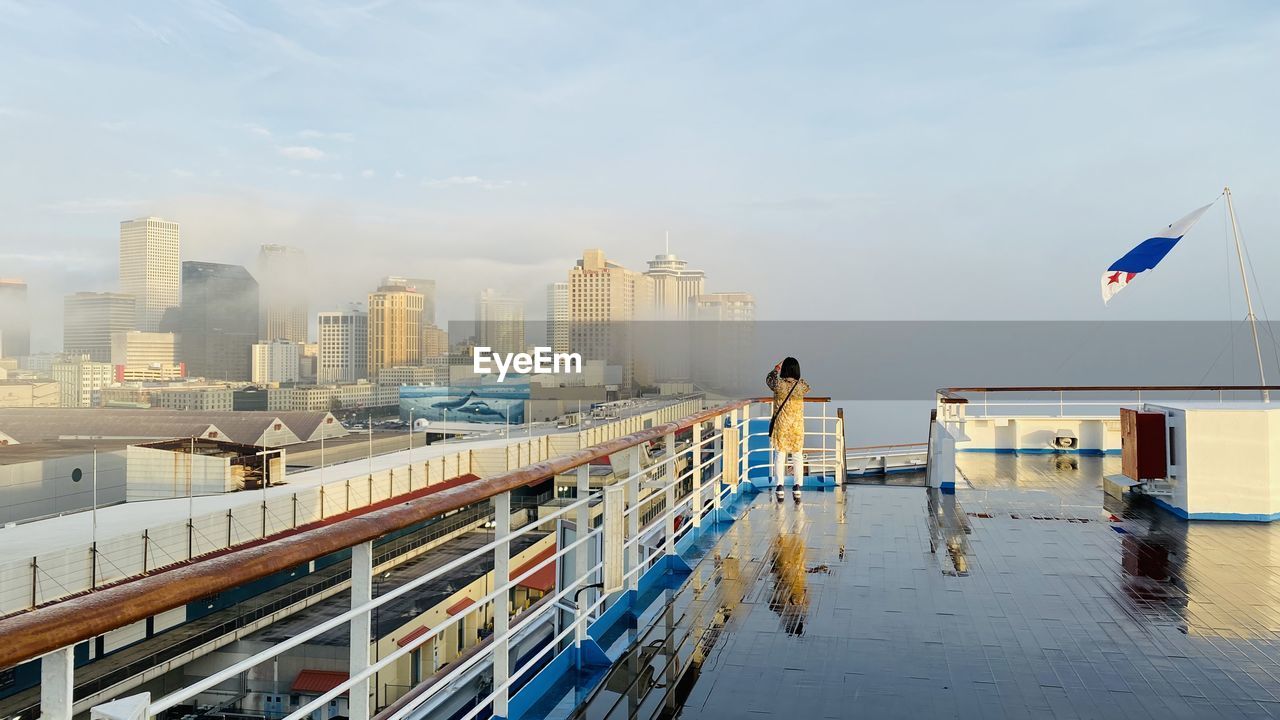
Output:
top-left (318, 307), bottom-right (369, 383)
top-left (0, 278), bottom-right (31, 358)
top-left (120, 217), bottom-right (180, 331)
top-left (692, 292), bottom-right (757, 393)
top-left (299, 342), bottom-right (318, 383)
top-left (368, 284), bottom-right (423, 378)
top-left (252, 340), bottom-right (302, 384)
top-left (693, 292), bottom-right (756, 321)
top-left (64, 292), bottom-right (135, 362)
top-left (52, 355), bottom-right (114, 407)
top-left (176, 261), bottom-right (259, 381)
top-left (421, 324), bottom-right (449, 359)
top-left (110, 330), bottom-right (182, 381)
top-left (645, 243), bottom-right (706, 320)
top-left (257, 244), bottom-right (310, 343)
top-left (568, 249), bottom-right (655, 388)
top-left (476, 288), bottom-right (525, 356)
top-left (382, 276), bottom-right (437, 327)
top-left (547, 282), bottom-right (569, 354)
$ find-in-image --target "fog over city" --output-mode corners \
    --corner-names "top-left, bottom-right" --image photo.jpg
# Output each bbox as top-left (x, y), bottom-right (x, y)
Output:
top-left (3, 2), bottom-right (1280, 353)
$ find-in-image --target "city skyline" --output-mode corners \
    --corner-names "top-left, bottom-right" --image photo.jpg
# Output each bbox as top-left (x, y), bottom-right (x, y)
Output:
top-left (8, 212), bottom-right (742, 353)
top-left (4, 2), bottom-right (1279, 356)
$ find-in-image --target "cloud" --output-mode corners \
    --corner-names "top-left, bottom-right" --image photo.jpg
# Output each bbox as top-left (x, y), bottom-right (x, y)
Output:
top-left (171, 168), bottom-right (195, 178)
top-left (242, 123), bottom-right (271, 137)
top-left (299, 129), bottom-right (354, 142)
top-left (277, 145), bottom-right (325, 160)
top-left (424, 175), bottom-right (516, 190)
top-left (129, 15), bottom-right (173, 45)
top-left (361, 169), bottom-right (375, 178)
top-left (38, 198), bottom-right (141, 215)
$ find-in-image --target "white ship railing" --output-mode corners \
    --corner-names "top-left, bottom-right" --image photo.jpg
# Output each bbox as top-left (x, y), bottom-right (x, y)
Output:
top-left (0, 397), bottom-right (845, 720)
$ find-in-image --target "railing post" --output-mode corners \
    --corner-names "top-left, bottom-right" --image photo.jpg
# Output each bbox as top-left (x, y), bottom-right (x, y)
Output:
top-left (821, 402), bottom-right (828, 482)
top-left (627, 449), bottom-right (640, 591)
top-left (663, 432), bottom-right (676, 556)
top-left (836, 408), bottom-right (846, 481)
top-left (493, 490), bottom-right (511, 718)
top-left (349, 541), bottom-right (373, 720)
top-left (727, 420), bottom-right (747, 491)
top-left (40, 645), bottom-right (74, 720)
top-left (691, 421), bottom-right (703, 529)
top-left (575, 464), bottom-right (592, 647)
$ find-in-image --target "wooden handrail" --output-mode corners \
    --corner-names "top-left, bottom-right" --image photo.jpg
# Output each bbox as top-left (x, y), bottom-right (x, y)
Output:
top-left (0, 399), bottom-right (752, 669)
top-left (846, 442), bottom-right (928, 452)
top-left (939, 385), bottom-right (1280, 394)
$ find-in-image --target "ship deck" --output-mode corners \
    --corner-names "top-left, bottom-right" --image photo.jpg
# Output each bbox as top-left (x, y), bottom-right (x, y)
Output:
top-left (654, 454), bottom-right (1280, 719)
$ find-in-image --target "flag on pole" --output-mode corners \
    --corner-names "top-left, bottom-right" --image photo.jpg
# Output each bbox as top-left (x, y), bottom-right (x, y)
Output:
top-left (1102, 203), bottom-right (1213, 304)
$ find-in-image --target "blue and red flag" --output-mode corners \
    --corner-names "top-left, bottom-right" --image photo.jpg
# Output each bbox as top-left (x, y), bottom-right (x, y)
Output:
top-left (1102, 203), bottom-right (1213, 304)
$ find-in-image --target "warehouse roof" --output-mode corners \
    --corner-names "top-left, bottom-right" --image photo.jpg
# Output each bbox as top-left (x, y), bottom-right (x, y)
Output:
top-left (0, 408), bottom-right (346, 447)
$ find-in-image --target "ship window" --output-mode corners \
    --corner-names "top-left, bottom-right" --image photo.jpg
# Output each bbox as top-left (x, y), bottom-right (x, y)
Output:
top-left (1168, 427), bottom-right (1177, 466)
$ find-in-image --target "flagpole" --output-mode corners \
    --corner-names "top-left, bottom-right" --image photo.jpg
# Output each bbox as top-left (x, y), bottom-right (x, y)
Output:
top-left (1224, 186), bottom-right (1269, 403)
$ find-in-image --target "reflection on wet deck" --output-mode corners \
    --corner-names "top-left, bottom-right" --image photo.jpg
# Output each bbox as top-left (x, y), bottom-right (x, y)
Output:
top-left (660, 454), bottom-right (1280, 719)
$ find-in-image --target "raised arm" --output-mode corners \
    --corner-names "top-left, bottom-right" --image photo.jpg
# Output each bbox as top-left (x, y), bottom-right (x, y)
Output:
top-left (766, 365), bottom-right (780, 391)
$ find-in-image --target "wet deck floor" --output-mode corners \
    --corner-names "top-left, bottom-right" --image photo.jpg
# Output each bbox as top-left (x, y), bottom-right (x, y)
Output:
top-left (671, 454), bottom-right (1280, 719)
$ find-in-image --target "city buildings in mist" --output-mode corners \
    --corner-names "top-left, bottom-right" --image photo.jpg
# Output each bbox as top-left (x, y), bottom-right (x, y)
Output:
top-left (171, 261), bottom-right (259, 381)
top-left (258, 244), bottom-right (309, 344)
top-left (4, 209), bottom-right (761, 402)
top-left (0, 279), bottom-right (30, 358)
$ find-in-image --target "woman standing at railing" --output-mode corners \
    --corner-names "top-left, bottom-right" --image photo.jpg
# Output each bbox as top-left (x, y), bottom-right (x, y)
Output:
top-left (767, 356), bottom-right (810, 501)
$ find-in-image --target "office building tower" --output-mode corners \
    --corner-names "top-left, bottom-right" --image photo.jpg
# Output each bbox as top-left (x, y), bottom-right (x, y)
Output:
top-left (693, 292), bottom-right (756, 321)
top-left (0, 278), bottom-right (31, 358)
top-left (318, 307), bottom-right (369, 383)
top-left (258, 244), bottom-right (310, 343)
top-left (64, 292), bottom-right (135, 362)
top-left (568, 249), bottom-right (655, 388)
top-left (368, 284), bottom-right (423, 378)
top-left (299, 342), bottom-right (318, 383)
top-left (110, 330), bottom-right (182, 381)
top-left (476, 288), bottom-right (525, 356)
top-left (645, 242), bottom-right (706, 320)
top-left (422, 324), bottom-right (449, 359)
top-left (382, 276), bottom-right (436, 327)
top-left (692, 292), bottom-right (757, 393)
top-left (252, 340), bottom-right (302, 384)
top-left (176, 261), bottom-right (259, 381)
top-left (547, 282), bottom-right (569, 353)
top-left (52, 355), bottom-right (114, 407)
top-left (119, 217), bottom-right (180, 331)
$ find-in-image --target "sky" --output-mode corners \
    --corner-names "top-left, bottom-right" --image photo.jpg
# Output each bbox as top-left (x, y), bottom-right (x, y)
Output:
top-left (2, 0), bottom-right (1279, 352)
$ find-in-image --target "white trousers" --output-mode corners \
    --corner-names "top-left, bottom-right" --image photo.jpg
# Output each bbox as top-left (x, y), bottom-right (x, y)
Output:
top-left (773, 450), bottom-right (804, 488)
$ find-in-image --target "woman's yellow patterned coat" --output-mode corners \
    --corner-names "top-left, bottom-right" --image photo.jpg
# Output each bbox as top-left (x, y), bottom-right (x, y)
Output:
top-left (766, 369), bottom-right (810, 453)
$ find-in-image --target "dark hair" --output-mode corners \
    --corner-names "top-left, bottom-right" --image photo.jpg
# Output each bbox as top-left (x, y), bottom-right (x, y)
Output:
top-left (780, 357), bottom-right (801, 380)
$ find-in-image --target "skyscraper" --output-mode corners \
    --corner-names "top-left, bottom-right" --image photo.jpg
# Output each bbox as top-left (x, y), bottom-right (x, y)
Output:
top-left (421, 324), bottom-right (449, 359)
top-left (318, 307), bottom-right (369, 383)
top-left (110, 330), bottom-right (182, 381)
top-left (645, 242), bottom-right (706, 320)
top-left (693, 292), bottom-right (756, 321)
top-left (258, 244), bottom-right (310, 343)
top-left (368, 284), bottom-right (423, 378)
top-left (64, 292), bottom-right (136, 362)
top-left (476, 288), bottom-right (525, 356)
top-left (120, 217), bottom-right (180, 331)
top-left (0, 278), bottom-right (30, 358)
top-left (382, 276), bottom-right (437, 327)
top-left (252, 340), bottom-right (302, 384)
top-left (52, 355), bottom-right (114, 408)
top-left (568, 249), bottom-right (655, 388)
top-left (176, 261), bottom-right (259, 380)
top-left (546, 281), bottom-right (569, 353)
